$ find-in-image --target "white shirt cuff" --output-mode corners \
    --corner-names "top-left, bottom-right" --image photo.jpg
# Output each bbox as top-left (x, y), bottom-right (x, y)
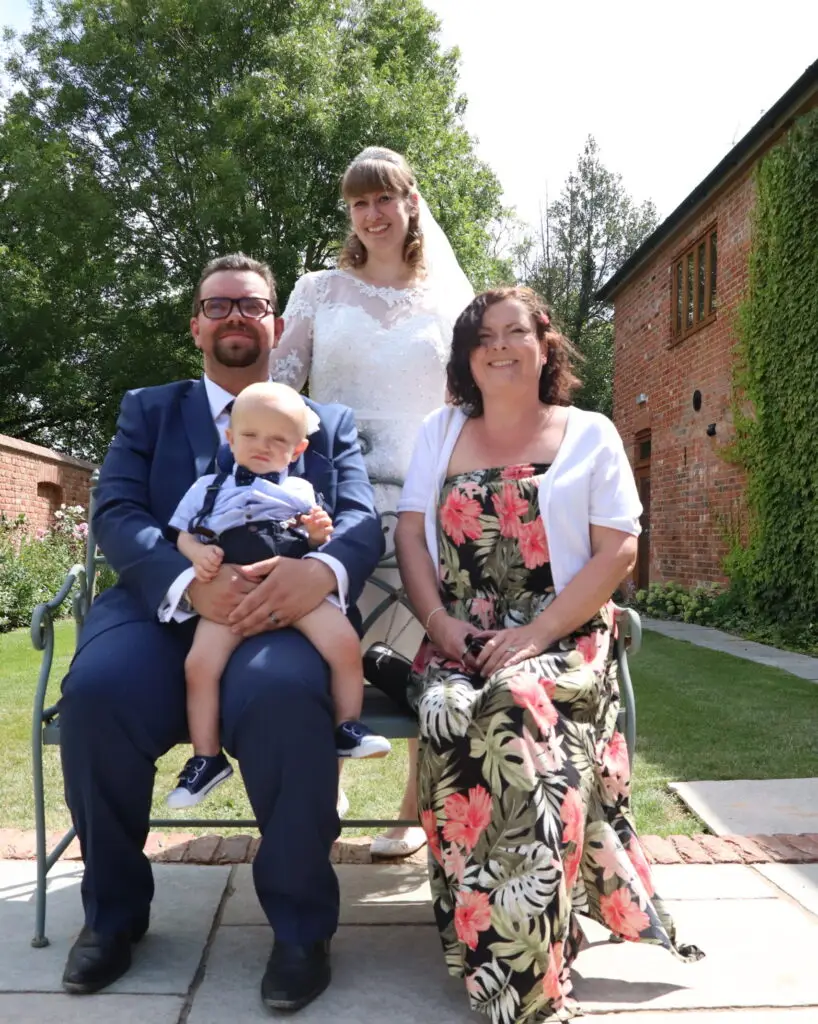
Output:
top-left (158, 567), bottom-right (197, 623)
top-left (304, 552), bottom-right (349, 614)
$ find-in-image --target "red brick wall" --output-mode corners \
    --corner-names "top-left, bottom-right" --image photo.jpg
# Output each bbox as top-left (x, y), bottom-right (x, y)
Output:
top-left (0, 435), bottom-right (95, 535)
top-left (611, 171), bottom-right (755, 587)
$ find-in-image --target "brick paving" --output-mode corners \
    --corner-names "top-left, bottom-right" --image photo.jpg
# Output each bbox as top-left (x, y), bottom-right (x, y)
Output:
top-left (2, 828), bottom-right (818, 867)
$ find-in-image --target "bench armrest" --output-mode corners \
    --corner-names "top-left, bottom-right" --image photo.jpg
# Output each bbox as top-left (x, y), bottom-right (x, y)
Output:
top-left (30, 563), bottom-right (88, 653)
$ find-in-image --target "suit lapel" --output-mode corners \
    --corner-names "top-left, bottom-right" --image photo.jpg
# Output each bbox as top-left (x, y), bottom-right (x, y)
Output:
top-left (182, 379), bottom-right (220, 478)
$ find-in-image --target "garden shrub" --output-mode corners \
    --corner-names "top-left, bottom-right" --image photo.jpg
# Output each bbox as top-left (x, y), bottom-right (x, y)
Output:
top-left (0, 505), bottom-right (114, 631)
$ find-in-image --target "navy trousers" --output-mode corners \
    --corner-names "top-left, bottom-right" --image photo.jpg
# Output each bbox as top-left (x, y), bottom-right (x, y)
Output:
top-left (59, 616), bottom-right (340, 943)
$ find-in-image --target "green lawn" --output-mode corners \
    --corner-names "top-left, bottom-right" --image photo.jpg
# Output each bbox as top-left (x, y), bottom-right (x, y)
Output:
top-left (2, 622), bottom-right (817, 837)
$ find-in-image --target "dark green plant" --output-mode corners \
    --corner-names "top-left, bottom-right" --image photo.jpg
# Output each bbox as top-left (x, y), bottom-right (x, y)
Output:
top-left (729, 109), bottom-right (818, 625)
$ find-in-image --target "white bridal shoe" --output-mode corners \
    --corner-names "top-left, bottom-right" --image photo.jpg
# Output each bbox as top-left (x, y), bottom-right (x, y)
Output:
top-left (370, 827), bottom-right (427, 858)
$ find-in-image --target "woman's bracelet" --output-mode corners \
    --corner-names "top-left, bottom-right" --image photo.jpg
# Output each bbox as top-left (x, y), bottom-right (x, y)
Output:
top-left (424, 605), bottom-right (446, 632)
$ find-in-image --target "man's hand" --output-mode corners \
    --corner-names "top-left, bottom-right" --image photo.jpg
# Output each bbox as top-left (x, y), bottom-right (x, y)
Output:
top-left (192, 545), bottom-right (224, 582)
top-left (188, 564), bottom-right (256, 625)
top-left (228, 557), bottom-right (336, 636)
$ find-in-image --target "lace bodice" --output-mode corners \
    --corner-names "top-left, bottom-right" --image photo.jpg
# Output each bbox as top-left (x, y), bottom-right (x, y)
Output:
top-left (271, 269), bottom-right (472, 494)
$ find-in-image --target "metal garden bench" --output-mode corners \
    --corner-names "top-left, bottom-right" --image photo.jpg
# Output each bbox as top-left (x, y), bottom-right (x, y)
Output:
top-left (29, 474), bottom-right (642, 947)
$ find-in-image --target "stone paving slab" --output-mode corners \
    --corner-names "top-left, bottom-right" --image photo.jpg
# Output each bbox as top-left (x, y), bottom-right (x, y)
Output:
top-left (575, 895), bottom-right (818, 1012)
top-left (650, 863), bottom-right (780, 900)
top-left (222, 863), bottom-right (434, 926)
top-left (0, 993), bottom-right (184, 1023)
top-left (756, 863), bottom-right (818, 917)
top-left (642, 618), bottom-right (818, 681)
top-left (670, 779), bottom-right (818, 836)
top-left (0, 859), bottom-right (229, 995)
top-left (187, 924), bottom-right (471, 1024)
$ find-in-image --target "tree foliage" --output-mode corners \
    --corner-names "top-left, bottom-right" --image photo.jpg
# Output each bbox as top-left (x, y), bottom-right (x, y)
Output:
top-left (728, 109), bottom-right (818, 624)
top-left (522, 137), bottom-right (657, 415)
top-left (0, 0), bottom-right (502, 457)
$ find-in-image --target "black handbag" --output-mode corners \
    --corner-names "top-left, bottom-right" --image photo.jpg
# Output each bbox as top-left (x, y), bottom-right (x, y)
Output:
top-left (363, 642), bottom-right (415, 714)
top-left (363, 591), bottom-right (417, 715)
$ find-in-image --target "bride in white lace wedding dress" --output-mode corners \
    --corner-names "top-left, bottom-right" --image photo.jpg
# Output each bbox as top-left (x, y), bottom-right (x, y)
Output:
top-left (271, 147), bottom-right (472, 856)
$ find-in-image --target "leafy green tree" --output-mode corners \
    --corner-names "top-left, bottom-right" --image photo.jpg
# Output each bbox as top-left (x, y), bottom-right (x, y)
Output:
top-left (526, 137), bottom-right (657, 415)
top-left (0, 0), bottom-right (502, 457)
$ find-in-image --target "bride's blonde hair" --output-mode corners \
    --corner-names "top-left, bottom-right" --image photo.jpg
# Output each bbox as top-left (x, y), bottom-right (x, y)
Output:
top-left (338, 147), bottom-right (424, 271)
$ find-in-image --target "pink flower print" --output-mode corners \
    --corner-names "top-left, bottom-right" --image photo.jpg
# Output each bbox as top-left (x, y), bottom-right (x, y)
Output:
top-left (470, 596), bottom-right (494, 630)
top-left (421, 809), bottom-right (442, 864)
top-left (602, 731), bottom-right (631, 779)
top-left (509, 674), bottom-right (558, 733)
top-left (517, 517), bottom-right (549, 569)
top-left (539, 675), bottom-right (556, 699)
top-left (542, 941), bottom-right (565, 1004)
top-left (491, 483), bottom-right (528, 538)
top-left (442, 843), bottom-right (467, 884)
top-left (442, 786), bottom-right (493, 852)
top-left (561, 789), bottom-right (585, 889)
top-left (599, 888), bottom-right (651, 940)
top-left (454, 890), bottom-right (492, 950)
top-left (563, 837), bottom-right (583, 891)
top-left (590, 830), bottom-right (630, 882)
top-left (439, 488), bottom-right (483, 545)
top-left (501, 464), bottom-right (536, 480)
top-left (626, 836), bottom-right (655, 897)
top-left (575, 633), bottom-right (600, 664)
top-left (560, 788), bottom-right (584, 846)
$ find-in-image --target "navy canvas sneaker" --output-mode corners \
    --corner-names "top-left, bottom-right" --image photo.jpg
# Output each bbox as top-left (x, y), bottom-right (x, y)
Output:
top-left (335, 720), bottom-right (391, 759)
top-left (166, 752), bottom-right (233, 808)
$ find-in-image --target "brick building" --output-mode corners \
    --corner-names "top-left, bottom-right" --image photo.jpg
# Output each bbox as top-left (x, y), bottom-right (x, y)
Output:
top-left (599, 60), bottom-right (818, 589)
top-left (0, 434), bottom-right (95, 535)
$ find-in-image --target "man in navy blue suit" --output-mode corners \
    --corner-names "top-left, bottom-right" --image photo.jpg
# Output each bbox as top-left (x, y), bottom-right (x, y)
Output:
top-left (59, 254), bottom-right (384, 1010)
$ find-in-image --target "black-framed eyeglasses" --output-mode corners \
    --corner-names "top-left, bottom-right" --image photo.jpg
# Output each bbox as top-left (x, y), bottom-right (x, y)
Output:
top-left (197, 296), bottom-right (276, 320)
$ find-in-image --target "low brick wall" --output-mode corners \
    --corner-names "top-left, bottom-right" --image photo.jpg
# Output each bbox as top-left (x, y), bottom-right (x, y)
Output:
top-left (0, 434), bottom-right (95, 534)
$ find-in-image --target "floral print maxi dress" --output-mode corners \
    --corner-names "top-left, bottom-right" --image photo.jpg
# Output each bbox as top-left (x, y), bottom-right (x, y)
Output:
top-left (410, 465), bottom-right (702, 1024)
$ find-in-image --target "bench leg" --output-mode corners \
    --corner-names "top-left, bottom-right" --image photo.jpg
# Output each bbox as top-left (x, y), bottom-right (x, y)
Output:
top-left (31, 726), bottom-right (49, 948)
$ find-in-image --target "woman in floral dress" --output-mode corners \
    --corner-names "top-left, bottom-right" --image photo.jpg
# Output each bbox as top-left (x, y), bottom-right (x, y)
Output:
top-left (395, 287), bottom-right (702, 1024)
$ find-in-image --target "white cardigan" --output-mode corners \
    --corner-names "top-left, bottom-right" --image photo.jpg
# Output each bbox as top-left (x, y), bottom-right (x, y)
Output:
top-left (397, 405), bottom-right (642, 595)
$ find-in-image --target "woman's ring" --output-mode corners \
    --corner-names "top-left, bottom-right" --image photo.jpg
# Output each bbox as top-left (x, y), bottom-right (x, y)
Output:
top-left (269, 612), bottom-right (278, 623)
top-left (507, 645), bottom-right (518, 653)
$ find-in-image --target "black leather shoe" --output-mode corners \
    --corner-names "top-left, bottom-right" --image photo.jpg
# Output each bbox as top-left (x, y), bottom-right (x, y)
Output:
top-left (62, 916), bottom-right (148, 995)
top-left (261, 939), bottom-right (331, 1012)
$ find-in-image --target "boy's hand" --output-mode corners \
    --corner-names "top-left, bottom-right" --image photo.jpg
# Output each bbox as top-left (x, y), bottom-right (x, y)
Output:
top-left (301, 506), bottom-right (334, 546)
top-left (193, 545), bottom-right (224, 582)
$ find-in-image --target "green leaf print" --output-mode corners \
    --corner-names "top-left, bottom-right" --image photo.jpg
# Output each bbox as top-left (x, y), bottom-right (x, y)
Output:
top-left (489, 910), bottom-right (550, 974)
top-left (473, 789), bottom-right (538, 863)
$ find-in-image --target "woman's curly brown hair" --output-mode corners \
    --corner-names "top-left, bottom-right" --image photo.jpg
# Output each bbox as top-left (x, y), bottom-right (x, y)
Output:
top-left (337, 147), bottom-right (424, 272)
top-left (446, 287), bottom-right (582, 417)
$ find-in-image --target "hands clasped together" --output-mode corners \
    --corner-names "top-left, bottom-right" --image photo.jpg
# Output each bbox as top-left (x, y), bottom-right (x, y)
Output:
top-left (427, 609), bottom-right (551, 678)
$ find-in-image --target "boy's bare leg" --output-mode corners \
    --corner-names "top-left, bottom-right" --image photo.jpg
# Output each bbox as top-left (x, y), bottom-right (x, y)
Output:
top-left (185, 618), bottom-right (242, 756)
top-left (293, 603), bottom-right (365, 723)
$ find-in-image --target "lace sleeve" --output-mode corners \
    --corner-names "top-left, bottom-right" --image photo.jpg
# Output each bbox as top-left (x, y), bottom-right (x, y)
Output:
top-left (270, 273), bottom-right (320, 390)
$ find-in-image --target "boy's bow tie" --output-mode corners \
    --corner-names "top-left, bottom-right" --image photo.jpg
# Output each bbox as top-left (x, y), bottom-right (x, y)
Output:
top-left (234, 465), bottom-right (282, 486)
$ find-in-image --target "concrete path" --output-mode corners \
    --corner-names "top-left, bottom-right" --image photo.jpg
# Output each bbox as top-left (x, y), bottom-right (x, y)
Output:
top-left (3, 857), bottom-right (818, 1023)
top-left (642, 617), bottom-right (818, 681)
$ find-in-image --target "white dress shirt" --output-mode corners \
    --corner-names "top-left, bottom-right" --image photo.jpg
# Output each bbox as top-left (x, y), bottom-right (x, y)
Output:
top-left (157, 375), bottom-right (349, 622)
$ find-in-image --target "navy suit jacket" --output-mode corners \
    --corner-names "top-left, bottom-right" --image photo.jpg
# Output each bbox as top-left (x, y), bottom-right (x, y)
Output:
top-left (81, 378), bottom-right (384, 647)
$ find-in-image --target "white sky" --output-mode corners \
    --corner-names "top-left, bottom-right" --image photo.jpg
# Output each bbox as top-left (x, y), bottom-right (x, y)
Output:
top-left (3, 0), bottom-right (817, 227)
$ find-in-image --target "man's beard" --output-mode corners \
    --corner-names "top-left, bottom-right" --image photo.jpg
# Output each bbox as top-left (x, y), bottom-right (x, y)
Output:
top-left (212, 327), bottom-right (262, 368)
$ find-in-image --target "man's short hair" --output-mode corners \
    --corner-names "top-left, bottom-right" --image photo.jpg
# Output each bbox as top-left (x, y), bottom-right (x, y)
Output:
top-left (192, 254), bottom-right (278, 315)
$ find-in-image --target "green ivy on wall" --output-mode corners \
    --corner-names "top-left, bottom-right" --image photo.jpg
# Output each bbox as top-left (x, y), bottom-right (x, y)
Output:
top-left (730, 108), bottom-right (818, 623)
